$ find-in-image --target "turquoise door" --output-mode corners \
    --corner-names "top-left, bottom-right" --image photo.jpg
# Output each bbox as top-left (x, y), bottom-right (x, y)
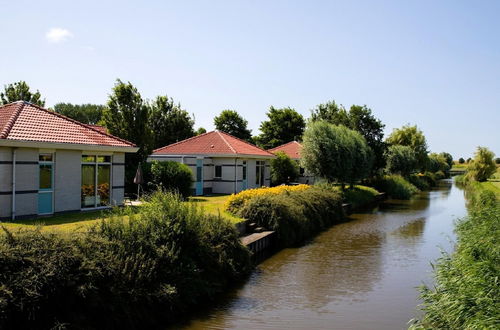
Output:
top-left (38, 162), bottom-right (53, 214)
top-left (242, 161), bottom-right (247, 190)
top-left (196, 159), bottom-right (203, 196)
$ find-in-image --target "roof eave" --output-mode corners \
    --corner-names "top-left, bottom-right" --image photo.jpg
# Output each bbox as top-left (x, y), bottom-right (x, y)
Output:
top-left (149, 153), bottom-right (275, 159)
top-left (0, 139), bottom-right (139, 153)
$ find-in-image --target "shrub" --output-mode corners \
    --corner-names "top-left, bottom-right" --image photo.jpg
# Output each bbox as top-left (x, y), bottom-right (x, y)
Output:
top-left (149, 160), bottom-right (193, 197)
top-left (384, 145), bottom-right (418, 177)
top-left (433, 170), bottom-right (446, 180)
top-left (495, 157), bottom-right (500, 165)
top-left (427, 153), bottom-right (450, 176)
top-left (371, 175), bottom-right (419, 199)
top-left (342, 185), bottom-right (380, 209)
top-left (225, 184), bottom-right (310, 214)
top-left (466, 146), bottom-right (496, 182)
top-left (0, 191), bottom-right (251, 329)
top-left (458, 157), bottom-right (465, 164)
top-left (238, 187), bottom-right (344, 246)
top-left (270, 151), bottom-right (299, 185)
top-left (408, 174), bottom-right (430, 191)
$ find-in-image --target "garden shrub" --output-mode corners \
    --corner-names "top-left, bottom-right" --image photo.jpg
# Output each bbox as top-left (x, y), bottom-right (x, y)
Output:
top-left (238, 187), bottom-right (344, 247)
top-left (149, 160), bottom-right (193, 198)
top-left (0, 191), bottom-right (251, 329)
top-left (270, 151), bottom-right (299, 185)
top-left (371, 175), bottom-right (419, 199)
top-left (409, 174), bottom-right (430, 191)
top-left (225, 184), bottom-right (310, 214)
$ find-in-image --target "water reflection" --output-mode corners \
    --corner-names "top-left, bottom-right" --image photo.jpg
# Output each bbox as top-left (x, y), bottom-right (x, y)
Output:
top-left (178, 180), bottom-right (465, 330)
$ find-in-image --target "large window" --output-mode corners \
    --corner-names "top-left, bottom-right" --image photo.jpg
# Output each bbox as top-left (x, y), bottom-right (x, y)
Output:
top-left (81, 155), bottom-right (111, 208)
top-left (256, 161), bottom-right (265, 186)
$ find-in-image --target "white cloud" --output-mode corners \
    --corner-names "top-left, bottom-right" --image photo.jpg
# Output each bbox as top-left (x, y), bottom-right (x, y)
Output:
top-left (46, 28), bottom-right (73, 43)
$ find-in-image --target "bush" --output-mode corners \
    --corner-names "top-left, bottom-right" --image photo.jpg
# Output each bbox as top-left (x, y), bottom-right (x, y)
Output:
top-left (408, 174), bottom-right (430, 191)
top-left (149, 160), bottom-right (193, 197)
top-left (0, 191), bottom-right (251, 329)
top-left (270, 151), bottom-right (299, 185)
top-left (371, 175), bottom-right (419, 199)
top-left (342, 185), bottom-right (380, 209)
top-left (495, 157), bottom-right (500, 165)
top-left (466, 147), bottom-right (496, 182)
top-left (225, 184), bottom-right (310, 214)
top-left (413, 200), bottom-right (499, 329)
top-left (238, 187), bottom-right (344, 247)
top-left (458, 157), bottom-right (465, 164)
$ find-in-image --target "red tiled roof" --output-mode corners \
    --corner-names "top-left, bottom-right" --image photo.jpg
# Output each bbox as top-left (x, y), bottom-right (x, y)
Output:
top-left (152, 131), bottom-right (274, 157)
top-left (0, 102), bottom-right (136, 148)
top-left (268, 141), bottom-right (302, 159)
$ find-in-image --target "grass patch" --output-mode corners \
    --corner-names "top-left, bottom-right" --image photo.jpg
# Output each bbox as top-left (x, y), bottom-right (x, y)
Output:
top-left (189, 195), bottom-right (244, 224)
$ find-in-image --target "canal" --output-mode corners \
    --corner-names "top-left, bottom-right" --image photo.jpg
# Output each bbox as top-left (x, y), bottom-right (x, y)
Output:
top-left (180, 179), bottom-right (466, 329)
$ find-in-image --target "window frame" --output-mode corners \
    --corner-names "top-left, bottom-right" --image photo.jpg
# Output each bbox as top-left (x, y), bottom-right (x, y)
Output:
top-left (81, 154), bottom-right (113, 209)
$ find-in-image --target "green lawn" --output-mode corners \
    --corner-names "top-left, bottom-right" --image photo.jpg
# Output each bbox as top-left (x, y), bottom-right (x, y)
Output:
top-left (1, 195), bottom-right (242, 233)
top-left (189, 194), bottom-right (243, 224)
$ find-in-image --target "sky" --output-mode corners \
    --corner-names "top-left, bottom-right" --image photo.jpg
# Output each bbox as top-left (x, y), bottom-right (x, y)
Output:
top-left (1, 0), bottom-right (499, 158)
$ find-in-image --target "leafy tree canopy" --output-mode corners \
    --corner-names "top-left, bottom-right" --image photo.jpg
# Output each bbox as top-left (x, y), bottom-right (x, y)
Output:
top-left (53, 103), bottom-right (104, 125)
top-left (149, 95), bottom-right (195, 149)
top-left (270, 151), bottom-right (299, 185)
top-left (458, 157), bottom-right (465, 164)
top-left (385, 145), bottom-right (418, 177)
top-left (1, 81), bottom-right (45, 106)
top-left (214, 110), bottom-right (252, 141)
top-left (439, 152), bottom-right (454, 168)
top-left (386, 124), bottom-right (428, 170)
top-left (256, 106), bottom-right (305, 149)
top-left (428, 153), bottom-right (451, 174)
top-left (195, 127), bottom-right (207, 135)
top-left (467, 147), bottom-right (496, 182)
top-left (301, 121), bottom-right (372, 188)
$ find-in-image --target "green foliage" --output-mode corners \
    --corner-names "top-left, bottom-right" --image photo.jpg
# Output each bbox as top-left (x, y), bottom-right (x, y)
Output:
top-left (255, 106), bottom-right (305, 149)
top-left (270, 151), bottom-right (299, 185)
top-left (458, 157), bottom-right (465, 164)
top-left (301, 121), bottom-right (373, 187)
top-left (0, 191), bottom-right (251, 328)
top-left (238, 187), bottom-right (344, 247)
top-left (149, 95), bottom-right (195, 149)
top-left (371, 175), bottom-right (419, 199)
top-left (1, 81), bottom-right (45, 106)
top-left (311, 102), bottom-right (386, 173)
top-left (495, 157), bottom-right (500, 165)
top-left (149, 161), bottom-right (193, 198)
top-left (439, 152), bottom-right (453, 168)
top-left (342, 185), bottom-right (380, 209)
top-left (412, 199), bottom-right (499, 329)
top-left (384, 145), bottom-right (418, 177)
top-left (53, 103), bottom-right (104, 124)
top-left (195, 127), bottom-right (207, 135)
top-left (408, 174), bottom-right (430, 190)
top-left (427, 153), bottom-right (450, 176)
top-left (213, 110), bottom-right (252, 141)
top-left (386, 124), bottom-right (428, 170)
top-left (466, 147), bottom-right (496, 182)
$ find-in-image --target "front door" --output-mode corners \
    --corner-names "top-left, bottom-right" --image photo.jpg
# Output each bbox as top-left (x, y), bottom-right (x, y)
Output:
top-left (38, 154), bottom-right (54, 215)
top-left (196, 158), bottom-right (203, 196)
top-left (242, 161), bottom-right (247, 190)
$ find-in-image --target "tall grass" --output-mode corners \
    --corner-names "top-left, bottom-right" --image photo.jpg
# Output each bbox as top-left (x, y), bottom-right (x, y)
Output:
top-left (371, 175), bottom-right (419, 199)
top-left (0, 191), bottom-right (251, 329)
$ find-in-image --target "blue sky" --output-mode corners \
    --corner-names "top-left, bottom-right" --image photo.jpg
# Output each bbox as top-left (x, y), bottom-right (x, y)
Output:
top-left (1, 0), bottom-right (498, 158)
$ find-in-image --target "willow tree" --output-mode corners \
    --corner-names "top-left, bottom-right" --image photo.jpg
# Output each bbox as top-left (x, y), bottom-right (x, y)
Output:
top-left (301, 121), bottom-right (372, 188)
top-left (386, 124), bottom-right (428, 170)
top-left (467, 147), bottom-right (496, 182)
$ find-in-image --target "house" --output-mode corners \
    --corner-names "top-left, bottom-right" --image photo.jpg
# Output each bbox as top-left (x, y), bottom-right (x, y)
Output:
top-left (0, 101), bottom-right (138, 220)
top-left (268, 141), bottom-right (315, 184)
top-left (148, 131), bottom-right (274, 195)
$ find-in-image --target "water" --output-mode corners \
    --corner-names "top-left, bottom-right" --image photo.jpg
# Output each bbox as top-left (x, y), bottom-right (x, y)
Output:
top-left (179, 179), bottom-right (466, 330)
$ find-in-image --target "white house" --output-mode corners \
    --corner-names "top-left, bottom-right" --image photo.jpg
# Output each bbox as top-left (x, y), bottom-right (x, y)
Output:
top-left (148, 131), bottom-right (275, 195)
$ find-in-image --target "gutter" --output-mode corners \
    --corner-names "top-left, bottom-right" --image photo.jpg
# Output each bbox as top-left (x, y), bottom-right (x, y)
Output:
top-left (11, 148), bottom-right (17, 220)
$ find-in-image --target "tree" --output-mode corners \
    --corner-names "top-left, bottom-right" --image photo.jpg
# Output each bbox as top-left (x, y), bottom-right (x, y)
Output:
top-left (195, 127), bottom-right (207, 135)
top-left (149, 95), bottom-right (195, 149)
top-left (53, 103), bottom-right (104, 124)
top-left (496, 158), bottom-right (500, 165)
top-left (428, 153), bottom-right (451, 174)
top-left (458, 157), bottom-right (465, 164)
top-left (256, 107), bottom-right (305, 149)
top-left (386, 124), bottom-right (428, 170)
top-left (301, 121), bottom-right (372, 188)
top-left (439, 152), bottom-right (454, 168)
top-left (213, 110), bottom-right (252, 141)
top-left (385, 145), bottom-right (418, 177)
top-left (467, 147), bottom-right (496, 182)
top-left (311, 102), bottom-right (386, 173)
top-left (149, 161), bottom-right (193, 198)
top-left (270, 151), bottom-right (299, 185)
top-left (1, 81), bottom-right (45, 106)
top-left (102, 80), bottom-right (152, 192)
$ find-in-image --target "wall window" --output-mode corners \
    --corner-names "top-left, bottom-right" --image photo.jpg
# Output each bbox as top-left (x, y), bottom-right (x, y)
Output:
top-left (81, 154), bottom-right (111, 208)
top-left (256, 161), bottom-right (265, 186)
top-left (214, 165), bottom-right (222, 178)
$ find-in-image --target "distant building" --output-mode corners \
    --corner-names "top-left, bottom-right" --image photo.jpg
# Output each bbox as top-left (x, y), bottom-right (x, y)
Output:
top-left (148, 131), bottom-right (274, 195)
top-left (0, 101), bottom-right (138, 220)
top-left (268, 141), bottom-right (315, 184)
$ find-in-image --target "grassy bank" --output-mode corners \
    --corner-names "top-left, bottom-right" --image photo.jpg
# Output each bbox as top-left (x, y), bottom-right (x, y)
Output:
top-left (412, 177), bottom-right (499, 329)
top-left (0, 191), bottom-right (251, 329)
